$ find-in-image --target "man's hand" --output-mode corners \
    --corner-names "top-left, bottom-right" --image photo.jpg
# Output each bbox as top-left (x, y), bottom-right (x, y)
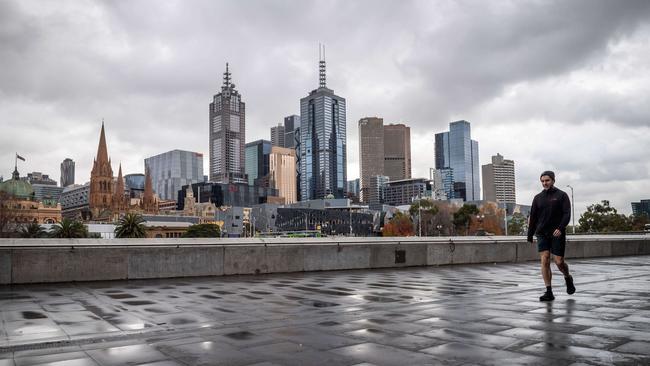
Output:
top-left (527, 237), bottom-right (534, 244)
top-left (553, 229), bottom-right (561, 237)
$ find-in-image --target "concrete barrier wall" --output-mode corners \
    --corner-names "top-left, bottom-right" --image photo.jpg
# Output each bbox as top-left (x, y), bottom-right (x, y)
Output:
top-left (0, 235), bottom-right (648, 284)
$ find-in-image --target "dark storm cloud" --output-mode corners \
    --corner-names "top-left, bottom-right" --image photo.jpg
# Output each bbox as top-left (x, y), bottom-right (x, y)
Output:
top-left (398, 0), bottom-right (650, 129)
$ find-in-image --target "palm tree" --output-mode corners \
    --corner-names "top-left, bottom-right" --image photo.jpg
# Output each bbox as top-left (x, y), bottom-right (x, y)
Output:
top-left (114, 213), bottom-right (147, 238)
top-left (19, 222), bottom-right (48, 238)
top-left (49, 218), bottom-right (88, 238)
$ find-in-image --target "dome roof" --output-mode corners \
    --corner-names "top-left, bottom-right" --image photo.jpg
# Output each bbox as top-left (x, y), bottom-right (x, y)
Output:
top-left (0, 168), bottom-right (34, 200)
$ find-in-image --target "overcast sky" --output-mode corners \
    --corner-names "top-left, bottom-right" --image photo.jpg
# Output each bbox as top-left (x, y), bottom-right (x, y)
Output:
top-left (1, 0), bottom-right (649, 216)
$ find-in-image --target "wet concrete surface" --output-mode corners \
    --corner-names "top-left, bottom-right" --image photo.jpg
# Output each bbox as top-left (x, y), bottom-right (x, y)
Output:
top-left (0, 255), bottom-right (649, 365)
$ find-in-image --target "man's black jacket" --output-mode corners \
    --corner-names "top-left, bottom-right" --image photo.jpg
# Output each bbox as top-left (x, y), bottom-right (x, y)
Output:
top-left (527, 186), bottom-right (571, 242)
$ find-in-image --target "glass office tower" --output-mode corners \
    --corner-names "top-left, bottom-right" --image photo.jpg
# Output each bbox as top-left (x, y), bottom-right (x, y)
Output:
top-left (299, 48), bottom-right (347, 200)
top-left (144, 150), bottom-right (203, 201)
top-left (434, 120), bottom-right (480, 201)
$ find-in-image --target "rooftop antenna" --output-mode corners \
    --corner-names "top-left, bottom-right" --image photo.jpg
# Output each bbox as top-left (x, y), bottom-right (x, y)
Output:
top-left (319, 43), bottom-right (326, 88)
top-left (223, 62), bottom-right (231, 88)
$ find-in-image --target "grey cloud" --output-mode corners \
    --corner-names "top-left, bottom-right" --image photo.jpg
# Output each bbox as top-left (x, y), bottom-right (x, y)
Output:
top-left (1, 0), bottom-right (649, 216)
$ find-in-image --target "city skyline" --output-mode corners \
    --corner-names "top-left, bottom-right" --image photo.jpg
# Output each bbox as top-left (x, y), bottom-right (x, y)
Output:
top-left (1, 1), bottom-right (649, 216)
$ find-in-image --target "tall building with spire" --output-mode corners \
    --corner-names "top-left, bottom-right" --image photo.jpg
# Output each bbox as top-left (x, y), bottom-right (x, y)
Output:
top-left (89, 122), bottom-right (114, 219)
top-left (299, 45), bottom-right (347, 200)
top-left (209, 63), bottom-right (247, 184)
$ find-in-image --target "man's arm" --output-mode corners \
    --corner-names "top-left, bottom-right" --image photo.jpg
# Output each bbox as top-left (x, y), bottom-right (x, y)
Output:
top-left (527, 196), bottom-right (538, 242)
top-left (559, 192), bottom-right (571, 231)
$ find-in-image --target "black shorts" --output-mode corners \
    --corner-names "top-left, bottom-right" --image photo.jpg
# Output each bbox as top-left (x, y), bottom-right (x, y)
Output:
top-left (537, 234), bottom-right (566, 257)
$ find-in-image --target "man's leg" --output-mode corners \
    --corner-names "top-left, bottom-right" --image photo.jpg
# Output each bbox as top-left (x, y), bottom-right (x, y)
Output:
top-left (554, 255), bottom-right (576, 295)
top-left (541, 251), bottom-right (552, 286)
top-left (539, 250), bottom-right (554, 301)
top-left (554, 255), bottom-right (569, 276)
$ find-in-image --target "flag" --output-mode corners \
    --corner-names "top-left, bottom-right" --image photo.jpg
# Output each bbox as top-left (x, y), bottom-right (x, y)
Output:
top-left (16, 154), bottom-right (25, 162)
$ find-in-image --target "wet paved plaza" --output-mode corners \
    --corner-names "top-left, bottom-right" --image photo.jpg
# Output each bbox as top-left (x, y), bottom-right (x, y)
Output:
top-left (1, 255), bottom-right (649, 365)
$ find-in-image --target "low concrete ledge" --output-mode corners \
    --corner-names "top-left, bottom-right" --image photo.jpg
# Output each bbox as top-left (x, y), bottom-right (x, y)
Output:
top-left (0, 235), bottom-right (648, 284)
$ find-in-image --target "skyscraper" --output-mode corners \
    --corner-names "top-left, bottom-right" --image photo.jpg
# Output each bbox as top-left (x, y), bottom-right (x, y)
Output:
top-left (383, 123), bottom-right (411, 181)
top-left (482, 153), bottom-right (516, 204)
top-left (245, 140), bottom-right (272, 186)
top-left (434, 120), bottom-right (480, 201)
top-left (270, 124), bottom-right (285, 147)
top-left (60, 158), bottom-right (75, 187)
top-left (300, 46), bottom-right (347, 200)
top-left (269, 146), bottom-right (297, 204)
top-left (284, 115), bottom-right (300, 149)
top-left (209, 63), bottom-right (247, 184)
top-left (144, 150), bottom-right (203, 201)
top-left (358, 117), bottom-right (384, 203)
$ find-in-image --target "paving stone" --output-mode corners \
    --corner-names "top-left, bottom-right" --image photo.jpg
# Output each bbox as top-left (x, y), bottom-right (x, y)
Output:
top-left (418, 328), bottom-right (525, 349)
top-left (14, 351), bottom-right (88, 366)
top-left (331, 342), bottom-right (441, 365)
top-left (344, 328), bottom-right (444, 351)
top-left (520, 342), bottom-right (650, 365)
top-left (613, 341), bottom-right (650, 355)
top-left (157, 340), bottom-right (261, 366)
top-left (86, 344), bottom-right (169, 366)
top-left (420, 342), bottom-right (553, 366)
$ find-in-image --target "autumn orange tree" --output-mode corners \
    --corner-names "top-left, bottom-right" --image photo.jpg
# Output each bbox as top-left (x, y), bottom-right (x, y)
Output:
top-left (468, 202), bottom-right (504, 235)
top-left (382, 212), bottom-right (415, 236)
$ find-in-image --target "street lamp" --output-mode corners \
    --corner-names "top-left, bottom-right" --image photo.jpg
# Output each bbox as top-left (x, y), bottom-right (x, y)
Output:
top-left (566, 185), bottom-right (576, 234)
top-left (418, 194), bottom-right (422, 237)
top-left (476, 214), bottom-right (485, 235)
top-left (436, 224), bottom-right (443, 237)
top-left (349, 206), bottom-right (353, 236)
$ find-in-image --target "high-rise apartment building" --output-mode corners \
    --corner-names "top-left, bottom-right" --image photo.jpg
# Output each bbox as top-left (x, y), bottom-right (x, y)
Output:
top-left (209, 63), bottom-right (247, 184)
top-left (284, 115), bottom-right (300, 149)
top-left (368, 175), bottom-right (390, 209)
top-left (285, 115), bottom-right (301, 200)
top-left (270, 124), bottom-right (285, 147)
top-left (299, 47), bottom-right (347, 200)
top-left (269, 146), bottom-right (297, 204)
top-left (358, 117), bottom-right (384, 203)
top-left (434, 120), bottom-right (480, 201)
top-left (144, 150), bottom-right (203, 201)
top-left (60, 158), bottom-right (75, 187)
top-left (482, 153), bottom-right (515, 204)
top-left (383, 124), bottom-right (411, 181)
top-left (358, 118), bottom-right (412, 204)
top-left (245, 140), bottom-right (272, 186)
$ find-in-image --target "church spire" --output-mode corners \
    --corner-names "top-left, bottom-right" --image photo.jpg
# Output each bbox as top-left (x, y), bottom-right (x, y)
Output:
top-left (96, 120), bottom-right (109, 164)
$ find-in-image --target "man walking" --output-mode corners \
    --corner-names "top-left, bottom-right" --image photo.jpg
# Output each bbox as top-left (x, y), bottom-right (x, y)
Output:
top-left (527, 171), bottom-right (575, 301)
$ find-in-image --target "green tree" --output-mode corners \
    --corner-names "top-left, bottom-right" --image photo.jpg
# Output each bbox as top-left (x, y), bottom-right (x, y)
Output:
top-left (453, 204), bottom-right (479, 235)
top-left (182, 223), bottom-right (221, 238)
top-left (507, 213), bottom-right (527, 236)
top-left (49, 218), bottom-right (88, 238)
top-left (19, 222), bottom-right (48, 238)
top-left (578, 200), bottom-right (631, 233)
top-left (628, 213), bottom-right (650, 231)
top-left (114, 213), bottom-right (147, 238)
top-left (409, 199), bottom-right (440, 236)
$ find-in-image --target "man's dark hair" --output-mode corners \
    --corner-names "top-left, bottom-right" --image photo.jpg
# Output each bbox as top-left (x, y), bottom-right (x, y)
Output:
top-left (540, 170), bottom-right (555, 181)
